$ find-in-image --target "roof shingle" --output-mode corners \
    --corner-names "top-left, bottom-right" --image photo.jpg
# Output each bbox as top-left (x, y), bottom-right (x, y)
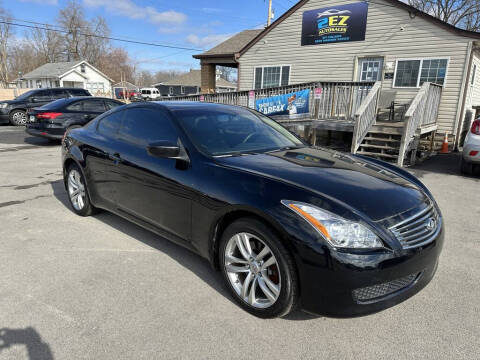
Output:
top-left (193, 29), bottom-right (263, 58)
top-left (21, 61), bottom-right (84, 79)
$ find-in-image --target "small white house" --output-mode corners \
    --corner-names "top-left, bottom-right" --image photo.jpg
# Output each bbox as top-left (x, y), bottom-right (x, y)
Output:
top-left (17, 60), bottom-right (113, 96)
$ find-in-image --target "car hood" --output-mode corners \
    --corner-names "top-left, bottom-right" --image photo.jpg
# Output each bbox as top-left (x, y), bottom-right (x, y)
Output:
top-left (0, 99), bottom-right (14, 104)
top-left (215, 147), bottom-right (428, 221)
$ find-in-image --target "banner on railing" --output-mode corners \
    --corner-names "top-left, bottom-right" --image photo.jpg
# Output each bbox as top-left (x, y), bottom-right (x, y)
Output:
top-left (255, 90), bottom-right (310, 118)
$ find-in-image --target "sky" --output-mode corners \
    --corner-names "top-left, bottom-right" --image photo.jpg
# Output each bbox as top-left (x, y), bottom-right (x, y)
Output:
top-left (4, 0), bottom-right (296, 72)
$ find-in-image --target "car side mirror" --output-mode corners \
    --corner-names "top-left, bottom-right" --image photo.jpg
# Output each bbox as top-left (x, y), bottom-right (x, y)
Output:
top-left (147, 141), bottom-right (181, 159)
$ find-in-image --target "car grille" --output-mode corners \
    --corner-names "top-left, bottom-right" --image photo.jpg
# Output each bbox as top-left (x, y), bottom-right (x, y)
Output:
top-left (389, 203), bottom-right (441, 249)
top-left (352, 273), bottom-right (420, 303)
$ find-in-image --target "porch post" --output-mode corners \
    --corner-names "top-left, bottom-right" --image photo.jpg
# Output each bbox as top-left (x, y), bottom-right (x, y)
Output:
top-left (200, 61), bottom-right (216, 94)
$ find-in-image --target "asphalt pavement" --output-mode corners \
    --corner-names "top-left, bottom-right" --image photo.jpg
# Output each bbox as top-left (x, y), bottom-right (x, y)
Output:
top-left (0, 125), bottom-right (478, 359)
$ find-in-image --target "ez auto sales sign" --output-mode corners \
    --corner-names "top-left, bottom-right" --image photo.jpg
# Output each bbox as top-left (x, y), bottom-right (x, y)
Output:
top-left (301, 2), bottom-right (368, 46)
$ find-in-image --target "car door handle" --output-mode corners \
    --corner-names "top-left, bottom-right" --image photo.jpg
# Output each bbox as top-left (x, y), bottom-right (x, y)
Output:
top-left (108, 152), bottom-right (122, 162)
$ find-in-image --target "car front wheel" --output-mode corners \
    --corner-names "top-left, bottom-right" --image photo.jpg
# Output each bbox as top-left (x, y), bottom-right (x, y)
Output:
top-left (66, 164), bottom-right (96, 216)
top-left (219, 218), bottom-right (298, 318)
top-left (10, 110), bottom-right (27, 126)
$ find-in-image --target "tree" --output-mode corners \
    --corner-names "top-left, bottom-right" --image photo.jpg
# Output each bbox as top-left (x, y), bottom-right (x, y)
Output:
top-left (217, 66), bottom-right (237, 82)
top-left (27, 25), bottom-right (64, 64)
top-left (0, 2), bottom-right (12, 87)
top-left (97, 47), bottom-right (136, 83)
top-left (408, 0), bottom-right (480, 31)
top-left (57, 0), bottom-right (109, 64)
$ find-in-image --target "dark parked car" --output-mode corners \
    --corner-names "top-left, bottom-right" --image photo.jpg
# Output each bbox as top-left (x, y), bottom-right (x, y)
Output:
top-left (25, 97), bottom-right (123, 140)
top-left (0, 88), bottom-right (91, 126)
top-left (62, 102), bottom-right (444, 318)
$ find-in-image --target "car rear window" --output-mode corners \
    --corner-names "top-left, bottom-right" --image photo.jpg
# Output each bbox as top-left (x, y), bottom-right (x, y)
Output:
top-left (38, 98), bottom-right (69, 110)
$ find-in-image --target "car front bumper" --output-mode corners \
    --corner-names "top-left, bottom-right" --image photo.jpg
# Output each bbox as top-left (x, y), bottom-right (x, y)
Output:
top-left (0, 110), bottom-right (9, 123)
top-left (295, 225), bottom-right (444, 317)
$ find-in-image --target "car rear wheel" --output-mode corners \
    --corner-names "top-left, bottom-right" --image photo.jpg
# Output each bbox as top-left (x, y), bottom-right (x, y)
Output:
top-left (219, 218), bottom-right (298, 318)
top-left (9, 110), bottom-right (27, 126)
top-left (66, 164), bottom-right (96, 216)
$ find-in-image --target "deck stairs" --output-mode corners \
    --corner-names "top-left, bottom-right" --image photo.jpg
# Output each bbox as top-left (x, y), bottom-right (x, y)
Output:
top-left (356, 122), bottom-right (403, 162)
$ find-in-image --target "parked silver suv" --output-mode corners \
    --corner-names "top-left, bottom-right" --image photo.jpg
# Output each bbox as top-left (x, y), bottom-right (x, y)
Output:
top-left (461, 118), bottom-right (480, 174)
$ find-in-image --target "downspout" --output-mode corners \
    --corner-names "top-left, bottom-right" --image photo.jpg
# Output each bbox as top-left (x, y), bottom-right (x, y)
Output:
top-left (234, 53), bottom-right (240, 91)
top-left (454, 41), bottom-right (474, 150)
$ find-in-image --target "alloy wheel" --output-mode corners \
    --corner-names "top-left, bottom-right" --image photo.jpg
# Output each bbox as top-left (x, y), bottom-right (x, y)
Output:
top-left (224, 232), bottom-right (281, 308)
top-left (12, 111), bottom-right (27, 125)
top-left (68, 169), bottom-right (86, 211)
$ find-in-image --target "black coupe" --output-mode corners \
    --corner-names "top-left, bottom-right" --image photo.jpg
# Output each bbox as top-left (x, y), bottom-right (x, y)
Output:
top-left (61, 102), bottom-right (444, 318)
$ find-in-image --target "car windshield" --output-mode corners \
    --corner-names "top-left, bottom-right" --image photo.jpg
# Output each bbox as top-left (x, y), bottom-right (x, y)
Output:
top-left (15, 90), bottom-right (37, 101)
top-left (173, 106), bottom-right (304, 156)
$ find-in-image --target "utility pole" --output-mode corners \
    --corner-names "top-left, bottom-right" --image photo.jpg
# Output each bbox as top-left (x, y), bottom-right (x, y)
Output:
top-left (267, 0), bottom-right (273, 26)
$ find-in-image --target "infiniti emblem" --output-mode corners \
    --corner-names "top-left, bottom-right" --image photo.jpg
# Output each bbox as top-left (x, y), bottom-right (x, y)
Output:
top-left (426, 217), bottom-right (436, 231)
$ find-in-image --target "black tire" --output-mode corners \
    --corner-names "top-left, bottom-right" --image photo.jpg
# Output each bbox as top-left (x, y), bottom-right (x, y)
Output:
top-left (219, 217), bottom-right (298, 318)
top-left (9, 109), bottom-right (27, 126)
top-left (460, 157), bottom-right (473, 175)
top-left (65, 163), bottom-right (97, 216)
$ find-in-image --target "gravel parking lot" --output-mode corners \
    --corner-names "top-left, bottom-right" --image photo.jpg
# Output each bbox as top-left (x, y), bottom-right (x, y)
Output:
top-left (0, 126), bottom-right (479, 360)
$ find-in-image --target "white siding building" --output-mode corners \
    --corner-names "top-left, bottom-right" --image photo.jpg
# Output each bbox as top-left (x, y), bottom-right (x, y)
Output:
top-left (18, 60), bottom-right (113, 97)
top-left (197, 0), bottom-right (480, 148)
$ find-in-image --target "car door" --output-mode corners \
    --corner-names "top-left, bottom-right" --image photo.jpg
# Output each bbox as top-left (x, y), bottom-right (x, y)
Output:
top-left (114, 106), bottom-right (192, 241)
top-left (26, 89), bottom-right (53, 110)
top-left (82, 99), bottom-right (107, 124)
top-left (84, 109), bottom-right (126, 209)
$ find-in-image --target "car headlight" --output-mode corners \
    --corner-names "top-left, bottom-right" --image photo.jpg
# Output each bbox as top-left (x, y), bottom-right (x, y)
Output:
top-left (0, 103), bottom-right (8, 109)
top-left (282, 200), bottom-right (383, 249)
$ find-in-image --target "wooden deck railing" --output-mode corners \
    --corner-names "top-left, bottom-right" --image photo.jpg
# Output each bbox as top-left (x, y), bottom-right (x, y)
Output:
top-left (350, 81), bottom-right (381, 154)
top-left (397, 82), bottom-right (442, 166)
top-left (160, 80), bottom-right (375, 121)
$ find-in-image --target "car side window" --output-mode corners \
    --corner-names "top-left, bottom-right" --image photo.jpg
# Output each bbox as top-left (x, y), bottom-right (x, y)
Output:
top-left (51, 89), bottom-right (69, 99)
top-left (97, 110), bottom-right (124, 137)
top-left (68, 89), bottom-right (90, 97)
top-left (66, 101), bottom-right (83, 111)
top-left (83, 100), bottom-right (106, 112)
top-left (33, 90), bottom-right (53, 102)
top-left (105, 100), bottom-right (122, 110)
top-left (118, 107), bottom-right (178, 146)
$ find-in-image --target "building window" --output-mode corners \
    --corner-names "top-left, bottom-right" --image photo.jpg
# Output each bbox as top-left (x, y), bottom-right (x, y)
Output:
top-left (254, 65), bottom-right (290, 89)
top-left (36, 80), bottom-right (42, 88)
top-left (181, 86), bottom-right (185, 94)
top-left (394, 59), bottom-right (448, 88)
top-left (471, 64), bottom-right (477, 85)
top-left (86, 82), bottom-right (105, 94)
top-left (169, 87), bottom-right (174, 95)
top-left (80, 64), bottom-right (86, 73)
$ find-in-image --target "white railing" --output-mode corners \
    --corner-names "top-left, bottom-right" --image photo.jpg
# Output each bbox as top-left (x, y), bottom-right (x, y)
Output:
top-left (350, 81), bottom-right (381, 154)
top-left (397, 82), bottom-right (442, 166)
top-left (160, 80), bottom-right (375, 121)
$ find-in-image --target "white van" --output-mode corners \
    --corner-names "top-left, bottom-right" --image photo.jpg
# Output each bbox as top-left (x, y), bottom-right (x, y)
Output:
top-left (140, 88), bottom-right (161, 100)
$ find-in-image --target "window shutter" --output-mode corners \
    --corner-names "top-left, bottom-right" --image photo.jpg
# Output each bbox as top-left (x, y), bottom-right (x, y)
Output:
top-left (255, 68), bottom-right (263, 89)
top-left (281, 66), bottom-right (290, 86)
